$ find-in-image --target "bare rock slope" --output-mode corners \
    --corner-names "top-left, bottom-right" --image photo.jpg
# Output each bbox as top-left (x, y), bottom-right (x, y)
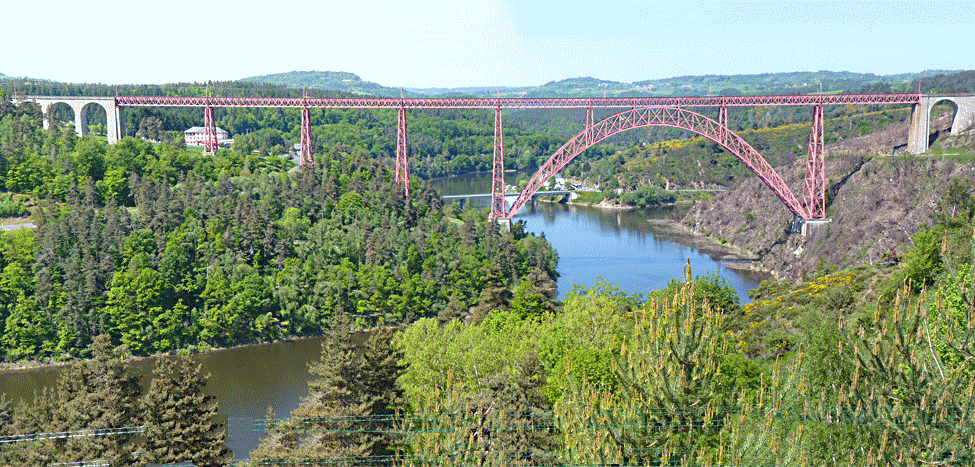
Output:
top-left (682, 118), bottom-right (974, 282)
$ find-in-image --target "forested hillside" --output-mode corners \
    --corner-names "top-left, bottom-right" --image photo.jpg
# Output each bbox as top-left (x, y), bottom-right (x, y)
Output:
top-left (916, 69), bottom-right (975, 93)
top-left (0, 91), bottom-right (559, 362)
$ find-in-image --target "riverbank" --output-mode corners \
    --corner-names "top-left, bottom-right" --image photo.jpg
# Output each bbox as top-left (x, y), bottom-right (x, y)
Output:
top-left (646, 218), bottom-right (768, 274)
top-left (537, 194), bottom-right (693, 212)
top-left (0, 324), bottom-right (406, 373)
top-left (0, 334), bottom-right (330, 373)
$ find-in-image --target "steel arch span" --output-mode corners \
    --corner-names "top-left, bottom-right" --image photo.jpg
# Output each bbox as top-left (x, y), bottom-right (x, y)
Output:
top-left (504, 107), bottom-right (810, 219)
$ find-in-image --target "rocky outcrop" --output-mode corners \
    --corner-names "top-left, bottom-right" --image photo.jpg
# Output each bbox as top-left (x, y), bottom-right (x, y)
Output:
top-left (681, 112), bottom-right (973, 282)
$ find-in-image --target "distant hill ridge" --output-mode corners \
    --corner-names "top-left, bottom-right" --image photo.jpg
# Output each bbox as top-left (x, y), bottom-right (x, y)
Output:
top-left (241, 69), bottom-right (967, 99)
top-left (239, 71), bottom-right (403, 97)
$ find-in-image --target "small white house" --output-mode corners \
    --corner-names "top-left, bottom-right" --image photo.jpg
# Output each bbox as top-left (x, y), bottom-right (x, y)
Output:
top-left (184, 126), bottom-right (229, 146)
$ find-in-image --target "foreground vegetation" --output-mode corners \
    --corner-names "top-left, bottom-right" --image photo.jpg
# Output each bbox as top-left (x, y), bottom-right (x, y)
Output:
top-left (245, 179), bottom-right (975, 466)
top-left (0, 335), bottom-right (231, 466)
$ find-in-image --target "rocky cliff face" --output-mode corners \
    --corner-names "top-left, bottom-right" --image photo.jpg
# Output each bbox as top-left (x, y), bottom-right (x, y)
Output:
top-left (681, 115), bottom-right (974, 282)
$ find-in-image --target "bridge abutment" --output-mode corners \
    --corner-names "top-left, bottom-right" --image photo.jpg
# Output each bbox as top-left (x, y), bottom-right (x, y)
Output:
top-left (908, 95), bottom-right (975, 154)
top-left (792, 216), bottom-right (832, 237)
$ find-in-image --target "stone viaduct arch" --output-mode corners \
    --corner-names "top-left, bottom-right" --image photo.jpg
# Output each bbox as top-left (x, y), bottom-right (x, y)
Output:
top-left (505, 107), bottom-right (810, 219)
top-left (20, 96), bottom-right (126, 144)
top-left (908, 94), bottom-right (975, 153)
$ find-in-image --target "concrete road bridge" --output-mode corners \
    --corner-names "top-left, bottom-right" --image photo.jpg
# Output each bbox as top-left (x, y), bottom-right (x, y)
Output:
top-left (15, 92), bottom-right (975, 226)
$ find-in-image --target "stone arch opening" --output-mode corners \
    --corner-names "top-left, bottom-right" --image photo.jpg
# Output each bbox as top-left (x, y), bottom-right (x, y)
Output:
top-left (46, 102), bottom-right (75, 130)
top-left (929, 98), bottom-right (960, 145)
top-left (79, 102), bottom-right (108, 137)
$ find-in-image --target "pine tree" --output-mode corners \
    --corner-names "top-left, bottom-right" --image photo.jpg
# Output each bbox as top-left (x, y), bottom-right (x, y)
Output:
top-left (0, 394), bottom-right (11, 435)
top-left (470, 265), bottom-right (510, 324)
top-left (356, 329), bottom-right (407, 459)
top-left (437, 292), bottom-right (467, 324)
top-left (0, 393), bottom-right (13, 465)
top-left (50, 334), bottom-right (142, 466)
top-left (824, 280), bottom-right (975, 466)
top-left (510, 266), bottom-right (559, 319)
top-left (140, 355), bottom-right (232, 467)
top-left (555, 265), bottom-right (729, 466)
top-left (1, 389), bottom-right (57, 467)
top-left (250, 320), bottom-right (405, 465)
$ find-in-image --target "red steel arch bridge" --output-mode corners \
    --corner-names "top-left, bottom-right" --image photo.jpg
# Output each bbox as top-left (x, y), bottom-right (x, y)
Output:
top-left (27, 92), bottom-right (933, 221)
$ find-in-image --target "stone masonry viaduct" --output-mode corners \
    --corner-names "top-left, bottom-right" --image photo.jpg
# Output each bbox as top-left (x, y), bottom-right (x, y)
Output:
top-left (21, 96), bottom-right (126, 144)
top-left (908, 94), bottom-right (975, 153)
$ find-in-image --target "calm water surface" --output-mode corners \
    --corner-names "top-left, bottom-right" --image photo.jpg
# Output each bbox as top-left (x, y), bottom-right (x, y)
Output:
top-left (0, 172), bottom-right (765, 460)
top-left (430, 171), bottom-right (767, 300)
top-left (0, 337), bottom-right (329, 461)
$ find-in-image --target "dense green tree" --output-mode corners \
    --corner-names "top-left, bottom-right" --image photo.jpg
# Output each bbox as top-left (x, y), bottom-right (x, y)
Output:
top-left (437, 292), bottom-right (467, 324)
top-left (50, 335), bottom-right (142, 466)
top-left (140, 355), bottom-right (232, 467)
top-left (510, 265), bottom-right (559, 319)
top-left (470, 264), bottom-right (511, 324)
top-left (251, 320), bottom-right (406, 464)
top-left (103, 266), bottom-right (170, 354)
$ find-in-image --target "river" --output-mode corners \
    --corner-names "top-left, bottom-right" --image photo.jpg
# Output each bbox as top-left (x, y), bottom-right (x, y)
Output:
top-left (0, 172), bottom-right (766, 461)
top-left (430, 171), bottom-right (767, 300)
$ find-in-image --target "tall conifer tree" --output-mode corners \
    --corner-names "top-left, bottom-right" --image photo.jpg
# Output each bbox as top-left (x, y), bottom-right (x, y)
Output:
top-left (50, 334), bottom-right (141, 466)
top-left (470, 265), bottom-right (510, 324)
top-left (140, 355), bottom-right (232, 467)
top-left (250, 320), bottom-right (405, 465)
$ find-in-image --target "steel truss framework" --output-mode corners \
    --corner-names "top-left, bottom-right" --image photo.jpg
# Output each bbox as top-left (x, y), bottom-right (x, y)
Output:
top-left (202, 106), bottom-right (217, 155)
top-left (396, 108), bottom-right (410, 198)
top-left (505, 107), bottom-right (809, 219)
top-left (108, 92), bottom-right (927, 219)
top-left (115, 93), bottom-right (920, 109)
top-left (491, 107), bottom-right (505, 218)
top-left (300, 107), bottom-right (314, 168)
top-left (803, 105), bottom-right (826, 219)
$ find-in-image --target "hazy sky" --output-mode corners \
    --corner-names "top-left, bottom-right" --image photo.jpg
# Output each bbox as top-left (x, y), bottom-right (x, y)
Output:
top-left (3, 1), bottom-right (973, 87)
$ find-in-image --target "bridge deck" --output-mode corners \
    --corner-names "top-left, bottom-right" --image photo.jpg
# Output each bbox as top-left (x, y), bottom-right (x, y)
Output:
top-left (97, 93), bottom-right (924, 109)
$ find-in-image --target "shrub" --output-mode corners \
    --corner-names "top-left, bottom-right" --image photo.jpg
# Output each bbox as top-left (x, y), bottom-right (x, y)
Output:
top-left (0, 193), bottom-right (28, 217)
